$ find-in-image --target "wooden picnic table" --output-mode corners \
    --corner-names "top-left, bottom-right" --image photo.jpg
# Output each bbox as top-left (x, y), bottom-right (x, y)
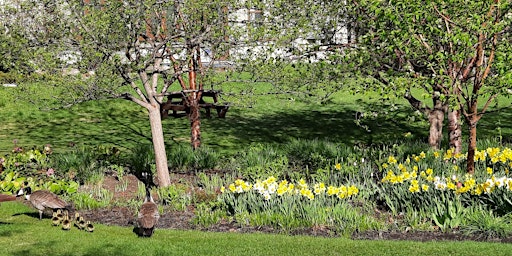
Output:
top-left (160, 90), bottom-right (230, 118)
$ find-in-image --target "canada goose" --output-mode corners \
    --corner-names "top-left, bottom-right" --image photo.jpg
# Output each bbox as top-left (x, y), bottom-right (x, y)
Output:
top-left (51, 211), bottom-right (61, 226)
top-left (78, 216), bottom-right (86, 230)
top-left (62, 213), bottom-right (71, 231)
top-left (17, 186), bottom-right (69, 220)
top-left (85, 221), bottom-right (94, 232)
top-left (137, 186), bottom-right (160, 237)
top-left (0, 194), bottom-right (16, 203)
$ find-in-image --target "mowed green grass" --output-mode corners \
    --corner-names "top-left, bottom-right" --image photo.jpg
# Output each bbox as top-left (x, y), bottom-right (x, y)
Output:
top-left (1, 201), bottom-right (511, 256)
top-left (1, 82), bottom-right (511, 156)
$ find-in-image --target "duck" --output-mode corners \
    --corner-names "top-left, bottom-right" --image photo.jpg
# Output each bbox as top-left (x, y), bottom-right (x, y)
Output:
top-left (61, 213), bottom-right (71, 231)
top-left (137, 186), bottom-right (160, 237)
top-left (17, 186), bottom-right (70, 220)
top-left (85, 221), bottom-right (94, 232)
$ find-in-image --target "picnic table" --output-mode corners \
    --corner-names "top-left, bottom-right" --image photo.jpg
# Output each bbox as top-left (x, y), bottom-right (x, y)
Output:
top-left (160, 90), bottom-right (230, 118)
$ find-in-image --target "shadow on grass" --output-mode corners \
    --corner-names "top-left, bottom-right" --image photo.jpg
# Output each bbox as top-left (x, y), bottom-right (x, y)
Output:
top-left (3, 98), bottom-right (512, 155)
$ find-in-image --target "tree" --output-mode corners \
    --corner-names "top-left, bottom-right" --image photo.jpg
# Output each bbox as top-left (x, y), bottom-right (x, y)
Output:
top-left (347, 0), bottom-right (512, 159)
top-left (3, 0), bottom-right (250, 187)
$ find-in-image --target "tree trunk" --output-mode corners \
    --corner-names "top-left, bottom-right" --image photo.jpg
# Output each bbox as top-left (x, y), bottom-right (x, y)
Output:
top-left (427, 108), bottom-right (444, 149)
top-left (447, 108), bottom-right (463, 154)
top-left (189, 96), bottom-right (201, 149)
top-left (465, 100), bottom-right (480, 175)
top-left (148, 105), bottom-right (171, 187)
top-left (466, 121), bottom-right (477, 175)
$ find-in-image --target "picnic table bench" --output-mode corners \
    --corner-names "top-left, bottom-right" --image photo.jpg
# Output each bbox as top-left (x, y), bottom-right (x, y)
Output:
top-left (161, 90), bottom-right (230, 118)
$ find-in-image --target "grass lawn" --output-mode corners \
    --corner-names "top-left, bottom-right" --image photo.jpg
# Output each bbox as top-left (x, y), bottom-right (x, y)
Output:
top-left (2, 83), bottom-right (511, 156)
top-left (1, 201), bottom-right (511, 256)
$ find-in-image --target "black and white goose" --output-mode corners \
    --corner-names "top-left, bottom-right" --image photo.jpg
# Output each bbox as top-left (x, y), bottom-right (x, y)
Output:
top-left (17, 186), bottom-right (69, 220)
top-left (137, 186), bottom-right (160, 237)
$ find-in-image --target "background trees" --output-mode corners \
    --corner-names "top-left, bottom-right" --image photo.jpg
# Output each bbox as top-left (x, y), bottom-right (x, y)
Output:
top-left (347, 0), bottom-right (512, 173)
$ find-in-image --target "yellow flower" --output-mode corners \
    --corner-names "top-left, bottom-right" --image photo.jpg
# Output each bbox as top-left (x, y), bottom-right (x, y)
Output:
top-left (298, 179), bottom-right (308, 189)
top-left (421, 184), bottom-right (429, 192)
top-left (220, 186), bottom-right (225, 193)
top-left (347, 185), bottom-right (359, 196)
top-left (388, 156), bottom-right (397, 164)
top-left (382, 163), bottom-right (389, 169)
top-left (487, 167), bottom-right (493, 175)
top-left (433, 151), bottom-right (440, 158)
top-left (419, 152), bottom-right (426, 159)
top-left (327, 186), bottom-right (338, 196)
top-left (335, 163), bottom-right (341, 170)
top-left (409, 184), bottom-right (420, 193)
top-left (313, 183), bottom-right (326, 195)
top-left (426, 168), bottom-right (433, 176)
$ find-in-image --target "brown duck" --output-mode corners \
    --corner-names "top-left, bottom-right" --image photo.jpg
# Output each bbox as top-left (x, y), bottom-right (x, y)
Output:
top-left (17, 186), bottom-right (69, 220)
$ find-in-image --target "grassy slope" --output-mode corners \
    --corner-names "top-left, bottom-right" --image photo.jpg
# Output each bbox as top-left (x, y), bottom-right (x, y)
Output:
top-left (1, 201), bottom-right (511, 256)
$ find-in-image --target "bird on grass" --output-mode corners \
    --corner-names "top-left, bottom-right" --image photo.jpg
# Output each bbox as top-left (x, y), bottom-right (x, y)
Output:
top-left (17, 186), bottom-right (70, 220)
top-left (137, 185), bottom-right (160, 237)
top-left (74, 212), bottom-right (80, 223)
top-left (57, 209), bottom-right (64, 222)
top-left (51, 211), bottom-right (61, 226)
top-left (78, 216), bottom-right (86, 230)
top-left (62, 213), bottom-right (71, 231)
top-left (85, 221), bottom-right (94, 232)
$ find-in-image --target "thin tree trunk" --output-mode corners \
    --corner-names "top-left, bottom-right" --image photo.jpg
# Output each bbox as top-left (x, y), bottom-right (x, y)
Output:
top-left (447, 109), bottom-right (463, 154)
top-left (188, 47), bottom-right (201, 150)
top-left (465, 99), bottom-right (480, 175)
top-left (427, 108), bottom-right (444, 149)
top-left (189, 97), bottom-right (201, 149)
top-left (466, 122), bottom-right (477, 175)
top-left (148, 105), bottom-right (171, 187)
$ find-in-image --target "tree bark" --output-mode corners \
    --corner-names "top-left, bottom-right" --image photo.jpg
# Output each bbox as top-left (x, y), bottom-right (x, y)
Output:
top-left (189, 97), bottom-right (201, 149)
top-left (404, 89), bottom-right (446, 149)
top-left (447, 108), bottom-right (463, 154)
top-left (148, 105), bottom-right (171, 187)
top-left (427, 108), bottom-right (444, 150)
top-left (466, 122), bottom-right (477, 175)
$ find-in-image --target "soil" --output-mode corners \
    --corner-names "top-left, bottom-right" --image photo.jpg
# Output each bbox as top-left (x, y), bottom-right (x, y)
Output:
top-left (31, 174), bottom-right (512, 243)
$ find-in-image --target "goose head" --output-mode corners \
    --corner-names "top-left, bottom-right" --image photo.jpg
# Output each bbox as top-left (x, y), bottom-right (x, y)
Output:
top-left (16, 186), bottom-right (32, 200)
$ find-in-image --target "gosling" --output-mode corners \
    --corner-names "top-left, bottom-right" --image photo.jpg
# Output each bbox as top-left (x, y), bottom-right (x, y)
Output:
top-left (78, 216), bottom-right (86, 230)
top-left (85, 221), bottom-right (94, 232)
top-left (62, 214), bottom-right (71, 231)
top-left (51, 211), bottom-right (61, 226)
top-left (17, 186), bottom-right (69, 220)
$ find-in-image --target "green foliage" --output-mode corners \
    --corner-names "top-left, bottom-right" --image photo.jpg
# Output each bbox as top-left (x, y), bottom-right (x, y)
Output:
top-left (126, 143), bottom-right (155, 177)
top-left (431, 196), bottom-right (466, 232)
top-left (50, 146), bottom-right (104, 184)
top-left (1, 145), bottom-right (52, 178)
top-left (168, 144), bottom-right (194, 171)
top-left (461, 209), bottom-right (512, 240)
top-left (155, 184), bottom-right (192, 211)
top-left (70, 188), bottom-right (113, 210)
